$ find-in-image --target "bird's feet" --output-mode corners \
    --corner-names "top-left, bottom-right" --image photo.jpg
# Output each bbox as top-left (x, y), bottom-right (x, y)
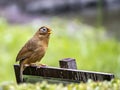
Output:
top-left (24, 64), bottom-right (30, 67)
top-left (39, 64), bottom-right (47, 67)
top-left (30, 63), bottom-right (37, 66)
top-left (30, 63), bottom-right (47, 67)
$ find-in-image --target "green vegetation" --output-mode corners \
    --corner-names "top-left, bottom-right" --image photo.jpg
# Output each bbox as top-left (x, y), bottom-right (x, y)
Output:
top-left (0, 17), bottom-right (120, 84)
top-left (1, 79), bottom-right (120, 90)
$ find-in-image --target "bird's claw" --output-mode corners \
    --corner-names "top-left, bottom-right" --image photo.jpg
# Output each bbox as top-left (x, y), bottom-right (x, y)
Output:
top-left (30, 63), bottom-right (37, 67)
top-left (38, 64), bottom-right (47, 68)
top-left (30, 63), bottom-right (47, 67)
top-left (25, 64), bottom-right (30, 67)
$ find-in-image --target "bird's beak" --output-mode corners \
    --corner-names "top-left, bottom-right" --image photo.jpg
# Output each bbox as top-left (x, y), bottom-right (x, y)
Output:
top-left (48, 30), bottom-right (52, 34)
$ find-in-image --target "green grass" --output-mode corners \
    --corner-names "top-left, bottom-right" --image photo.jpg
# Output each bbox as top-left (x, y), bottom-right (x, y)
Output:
top-left (0, 79), bottom-right (120, 90)
top-left (0, 17), bottom-right (120, 83)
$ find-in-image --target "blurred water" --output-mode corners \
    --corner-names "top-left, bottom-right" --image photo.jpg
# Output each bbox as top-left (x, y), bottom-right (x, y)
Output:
top-left (56, 6), bottom-right (120, 40)
top-left (0, 2), bottom-right (120, 39)
top-left (77, 7), bottom-right (120, 40)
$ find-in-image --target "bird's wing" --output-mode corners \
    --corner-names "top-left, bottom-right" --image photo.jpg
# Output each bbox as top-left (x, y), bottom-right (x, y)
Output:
top-left (16, 39), bottom-right (38, 62)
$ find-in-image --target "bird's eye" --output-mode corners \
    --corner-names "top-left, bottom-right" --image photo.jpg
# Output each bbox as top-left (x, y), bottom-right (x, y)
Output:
top-left (40, 27), bottom-right (47, 33)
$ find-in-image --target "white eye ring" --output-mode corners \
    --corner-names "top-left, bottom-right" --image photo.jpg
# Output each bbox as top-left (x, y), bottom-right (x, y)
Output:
top-left (40, 27), bottom-right (47, 33)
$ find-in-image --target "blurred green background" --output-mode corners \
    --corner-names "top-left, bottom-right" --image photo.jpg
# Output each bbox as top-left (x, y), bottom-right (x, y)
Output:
top-left (0, 17), bottom-right (120, 83)
top-left (0, 0), bottom-right (120, 84)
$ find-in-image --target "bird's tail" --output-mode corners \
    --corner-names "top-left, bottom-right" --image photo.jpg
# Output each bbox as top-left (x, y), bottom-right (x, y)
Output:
top-left (19, 62), bottom-right (24, 83)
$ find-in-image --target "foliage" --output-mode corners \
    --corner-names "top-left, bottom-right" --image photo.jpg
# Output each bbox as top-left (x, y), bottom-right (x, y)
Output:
top-left (0, 79), bottom-right (120, 90)
top-left (0, 18), bottom-right (120, 83)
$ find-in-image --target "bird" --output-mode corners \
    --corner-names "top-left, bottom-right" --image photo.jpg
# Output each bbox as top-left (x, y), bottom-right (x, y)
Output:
top-left (16, 26), bottom-right (52, 82)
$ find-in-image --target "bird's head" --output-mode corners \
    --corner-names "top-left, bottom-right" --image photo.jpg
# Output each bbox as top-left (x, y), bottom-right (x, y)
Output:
top-left (35, 26), bottom-right (52, 39)
top-left (39, 26), bottom-right (52, 35)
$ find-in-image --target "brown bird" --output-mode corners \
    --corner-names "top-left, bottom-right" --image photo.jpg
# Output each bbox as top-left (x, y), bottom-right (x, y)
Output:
top-left (16, 26), bottom-right (52, 82)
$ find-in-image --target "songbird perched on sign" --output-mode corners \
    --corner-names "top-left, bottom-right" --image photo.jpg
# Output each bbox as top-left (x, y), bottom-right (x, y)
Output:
top-left (16, 26), bottom-right (52, 82)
